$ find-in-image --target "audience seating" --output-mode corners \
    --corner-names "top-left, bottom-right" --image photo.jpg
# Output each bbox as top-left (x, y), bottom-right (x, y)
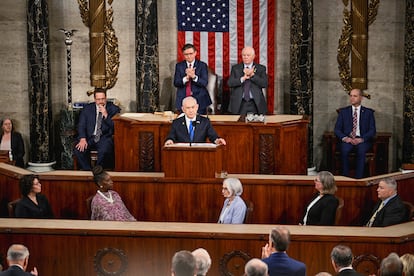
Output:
top-left (244, 200), bottom-right (254, 224)
top-left (335, 197), bottom-right (344, 226)
top-left (403, 201), bottom-right (414, 221)
top-left (7, 199), bottom-right (20, 217)
top-left (86, 195), bottom-right (94, 219)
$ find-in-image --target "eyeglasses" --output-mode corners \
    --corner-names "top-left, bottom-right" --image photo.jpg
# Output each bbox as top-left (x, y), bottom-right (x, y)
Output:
top-left (183, 52), bottom-right (195, 56)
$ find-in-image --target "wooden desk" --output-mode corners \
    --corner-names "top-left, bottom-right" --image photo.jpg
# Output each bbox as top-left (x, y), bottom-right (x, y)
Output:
top-left (0, 219), bottom-right (412, 276)
top-left (162, 143), bottom-right (224, 178)
top-left (1, 163), bottom-right (413, 226)
top-left (323, 131), bottom-right (391, 176)
top-left (113, 114), bottom-right (309, 174)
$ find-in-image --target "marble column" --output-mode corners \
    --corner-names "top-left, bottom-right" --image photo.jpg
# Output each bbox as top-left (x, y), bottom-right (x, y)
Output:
top-left (290, 0), bottom-right (314, 168)
top-left (27, 0), bottom-right (53, 164)
top-left (403, 0), bottom-right (414, 164)
top-left (135, 0), bottom-right (159, 112)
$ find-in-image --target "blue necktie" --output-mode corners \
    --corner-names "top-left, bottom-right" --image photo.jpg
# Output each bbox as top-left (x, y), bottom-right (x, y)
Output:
top-left (189, 120), bottom-right (194, 141)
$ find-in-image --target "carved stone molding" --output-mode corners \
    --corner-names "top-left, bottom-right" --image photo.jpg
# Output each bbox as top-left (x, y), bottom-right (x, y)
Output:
top-left (259, 134), bottom-right (275, 174)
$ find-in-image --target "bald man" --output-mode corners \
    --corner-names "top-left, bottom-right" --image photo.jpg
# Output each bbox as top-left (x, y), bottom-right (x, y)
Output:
top-left (0, 244), bottom-right (38, 276)
top-left (228, 46), bottom-right (268, 115)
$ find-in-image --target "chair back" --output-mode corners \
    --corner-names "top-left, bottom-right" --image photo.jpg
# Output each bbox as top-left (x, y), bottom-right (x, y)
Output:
top-left (402, 201), bottom-right (414, 221)
top-left (244, 200), bottom-right (254, 224)
top-left (335, 197), bottom-right (344, 225)
top-left (86, 195), bottom-right (94, 219)
top-left (8, 199), bottom-right (21, 217)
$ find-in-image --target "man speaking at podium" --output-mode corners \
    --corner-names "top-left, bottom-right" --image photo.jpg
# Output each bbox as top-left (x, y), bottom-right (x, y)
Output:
top-left (164, 96), bottom-right (226, 146)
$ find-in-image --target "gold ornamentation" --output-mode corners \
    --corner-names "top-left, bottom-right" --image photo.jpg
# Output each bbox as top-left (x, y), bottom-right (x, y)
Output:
top-left (337, 0), bottom-right (380, 98)
top-left (77, 0), bottom-right (119, 94)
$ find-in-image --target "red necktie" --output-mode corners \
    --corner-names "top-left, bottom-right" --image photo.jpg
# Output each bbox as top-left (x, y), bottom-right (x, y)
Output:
top-left (351, 107), bottom-right (357, 138)
top-left (186, 64), bottom-right (192, 97)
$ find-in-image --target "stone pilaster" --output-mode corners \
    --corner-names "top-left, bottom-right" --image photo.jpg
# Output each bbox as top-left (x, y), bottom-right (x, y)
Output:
top-left (290, 0), bottom-right (313, 168)
top-left (27, 0), bottom-right (53, 163)
top-left (135, 0), bottom-right (159, 112)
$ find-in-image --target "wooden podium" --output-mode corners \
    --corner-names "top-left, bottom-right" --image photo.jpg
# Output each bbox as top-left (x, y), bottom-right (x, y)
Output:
top-left (162, 143), bottom-right (224, 178)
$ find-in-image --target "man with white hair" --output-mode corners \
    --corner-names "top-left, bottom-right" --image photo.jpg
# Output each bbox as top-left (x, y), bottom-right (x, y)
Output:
top-left (192, 248), bottom-right (211, 276)
top-left (244, 258), bottom-right (268, 276)
top-left (0, 244), bottom-right (38, 276)
top-left (365, 177), bottom-right (407, 227)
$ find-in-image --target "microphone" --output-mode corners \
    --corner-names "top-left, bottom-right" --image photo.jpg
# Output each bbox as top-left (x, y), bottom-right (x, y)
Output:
top-left (189, 120), bottom-right (197, 147)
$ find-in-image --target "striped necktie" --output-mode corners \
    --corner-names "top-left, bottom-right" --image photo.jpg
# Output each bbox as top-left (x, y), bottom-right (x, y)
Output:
top-left (94, 112), bottom-right (103, 143)
top-left (351, 107), bottom-right (358, 138)
top-left (366, 201), bottom-right (385, 227)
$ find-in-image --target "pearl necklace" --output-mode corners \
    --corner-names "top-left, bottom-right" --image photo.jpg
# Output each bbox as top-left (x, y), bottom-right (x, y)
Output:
top-left (98, 190), bottom-right (114, 204)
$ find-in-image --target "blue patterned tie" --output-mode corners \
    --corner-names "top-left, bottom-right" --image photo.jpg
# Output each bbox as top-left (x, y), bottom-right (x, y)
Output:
top-left (189, 120), bottom-right (194, 141)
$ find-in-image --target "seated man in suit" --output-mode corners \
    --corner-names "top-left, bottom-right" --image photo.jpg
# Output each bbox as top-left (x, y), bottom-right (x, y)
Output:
top-left (0, 244), bottom-right (38, 276)
top-left (74, 88), bottom-right (120, 170)
top-left (334, 88), bottom-right (376, 178)
top-left (174, 43), bottom-right (212, 115)
top-left (365, 177), bottom-right (407, 227)
top-left (261, 226), bottom-right (306, 276)
top-left (164, 96), bottom-right (226, 146)
top-left (330, 245), bottom-right (363, 276)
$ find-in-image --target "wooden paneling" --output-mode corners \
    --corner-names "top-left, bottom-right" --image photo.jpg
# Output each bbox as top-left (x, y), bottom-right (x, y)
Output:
top-left (0, 219), bottom-right (412, 276)
top-left (0, 164), bottom-right (413, 226)
top-left (113, 115), bottom-right (309, 175)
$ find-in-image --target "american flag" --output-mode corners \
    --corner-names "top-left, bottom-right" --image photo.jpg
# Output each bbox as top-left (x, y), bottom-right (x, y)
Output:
top-left (177, 0), bottom-right (275, 113)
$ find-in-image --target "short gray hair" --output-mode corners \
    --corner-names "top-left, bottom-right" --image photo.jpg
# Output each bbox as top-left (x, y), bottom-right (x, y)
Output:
top-left (380, 252), bottom-right (403, 276)
top-left (380, 177), bottom-right (397, 191)
top-left (192, 248), bottom-right (211, 276)
top-left (7, 244), bottom-right (29, 261)
top-left (223, 178), bottom-right (243, 196)
top-left (244, 258), bottom-right (268, 276)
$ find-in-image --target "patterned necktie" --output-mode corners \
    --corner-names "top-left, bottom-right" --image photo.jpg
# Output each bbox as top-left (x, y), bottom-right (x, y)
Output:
top-left (188, 120), bottom-right (194, 141)
top-left (351, 107), bottom-right (358, 138)
top-left (243, 66), bottom-right (251, 101)
top-left (186, 64), bottom-right (192, 97)
top-left (94, 112), bottom-right (103, 143)
top-left (366, 201), bottom-right (385, 227)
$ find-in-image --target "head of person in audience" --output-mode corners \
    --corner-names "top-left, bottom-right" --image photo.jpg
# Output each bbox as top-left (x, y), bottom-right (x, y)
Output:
top-left (171, 250), bottom-right (196, 276)
top-left (241, 46), bottom-right (255, 66)
top-left (315, 272), bottom-right (332, 276)
top-left (314, 171), bottom-right (337, 195)
top-left (377, 177), bottom-right (397, 201)
top-left (182, 96), bottom-right (199, 120)
top-left (1, 118), bottom-right (14, 135)
top-left (400, 253), bottom-right (414, 276)
top-left (19, 174), bottom-right (41, 197)
top-left (182, 43), bottom-right (197, 63)
top-left (244, 258), bottom-right (268, 276)
top-left (222, 178), bottom-right (243, 201)
top-left (349, 88), bottom-right (363, 107)
top-left (330, 245), bottom-right (354, 272)
top-left (191, 248), bottom-right (211, 276)
top-left (380, 253), bottom-right (404, 276)
top-left (269, 226), bottom-right (291, 253)
top-left (92, 165), bottom-right (113, 192)
top-left (6, 244), bottom-right (30, 271)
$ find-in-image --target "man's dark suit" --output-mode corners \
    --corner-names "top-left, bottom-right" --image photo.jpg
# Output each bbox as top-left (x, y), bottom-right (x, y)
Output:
top-left (227, 63), bottom-right (268, 115)
top-left (338, 268), bottom-right (363, 275)
top-left (74, 102), bottom-right (120, 170)
top-left (301, 194), bottom-right (339, 226)
top-left (0, 265), bottom-right (33, 275)
top-left (334, 105), bottom-right (376, 178)
top-left (174, 60), bottom-right (212, 115)
top-left (365, 195), bottom-right (408, 227)
top-left (262, 252), bottom-right (306, 276)
top-left (165, 115), bottom-right (219, 143)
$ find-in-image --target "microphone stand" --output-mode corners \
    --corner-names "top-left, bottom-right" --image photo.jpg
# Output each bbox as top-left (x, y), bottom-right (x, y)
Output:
top-left (190, 120), bottom-right (196, 147)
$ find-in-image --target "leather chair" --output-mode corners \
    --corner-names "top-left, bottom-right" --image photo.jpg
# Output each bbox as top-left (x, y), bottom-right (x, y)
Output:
top-left (244, 200), bottom-right (254, 224)
top-left (207, 68), bottom-right (218, 114)
top-left (334, 197), bottom-right (344, 225)
top-left (403, 201), bottom-right (414, 221)
top-left (86, 195), bottom-right (94, 219)
top-left (8, 198), bottom-right (21, 217)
